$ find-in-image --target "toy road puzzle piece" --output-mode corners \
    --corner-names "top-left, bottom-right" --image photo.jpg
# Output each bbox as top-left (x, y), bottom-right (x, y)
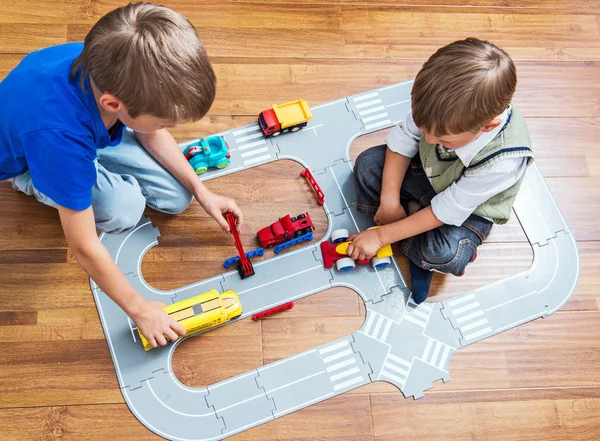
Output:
top-left (223, 247), bottom-right (265, 269)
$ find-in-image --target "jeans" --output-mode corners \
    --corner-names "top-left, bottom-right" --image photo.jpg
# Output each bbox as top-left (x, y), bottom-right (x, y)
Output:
top-left (354, 144), bottom-right (492, 276)
top-left (9, 129), bottom-right (192, 234)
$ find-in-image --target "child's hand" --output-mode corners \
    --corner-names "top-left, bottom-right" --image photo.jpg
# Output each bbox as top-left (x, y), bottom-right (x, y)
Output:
top-left (347, 229), bottom-right (384, 261)
top-left (374, 200), bottom-right (407, 226)
top-left (133, 300), bottom-right (187, 349)
top-left (200, 191), bottom-right (244, 233)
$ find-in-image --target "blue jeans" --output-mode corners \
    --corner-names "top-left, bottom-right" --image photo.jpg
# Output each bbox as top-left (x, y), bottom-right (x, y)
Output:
top-left (354, 145), bottom-right (492, 276)
top-left (10, 129), bottom-right (192, 234)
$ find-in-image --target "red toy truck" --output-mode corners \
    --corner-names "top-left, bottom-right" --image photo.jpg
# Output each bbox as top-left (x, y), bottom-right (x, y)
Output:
top-left (257, 213), bottom-right (314, 248)
top-left (258, 99), bottom-right (312, 137)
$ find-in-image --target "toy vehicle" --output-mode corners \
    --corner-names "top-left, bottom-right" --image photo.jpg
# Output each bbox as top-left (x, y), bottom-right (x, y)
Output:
top-left (320, 228), bottom-right (393, 271)
top-left (257, 213), bottom-right (315, 248)
top-left (226, 212), bottom-right (255, 279)
top-left (258, 99), bottom-right (312, 137)
top-left (138, 289), bottom-right (242, 351)
top-left (183, 135), bottom-right (231, 175)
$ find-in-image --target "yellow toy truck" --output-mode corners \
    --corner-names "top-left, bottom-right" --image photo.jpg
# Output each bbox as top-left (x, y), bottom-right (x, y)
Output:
top-left (258, 99), bottom-right (313, 137)
top-left (138, 289), bottom-right (243, 351)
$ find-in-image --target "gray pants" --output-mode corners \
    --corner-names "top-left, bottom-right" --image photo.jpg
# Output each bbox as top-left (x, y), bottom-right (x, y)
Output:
top-left (354, 145), bottom-right (492, 276)
top-left (10, 129), bottom-right (192, 234)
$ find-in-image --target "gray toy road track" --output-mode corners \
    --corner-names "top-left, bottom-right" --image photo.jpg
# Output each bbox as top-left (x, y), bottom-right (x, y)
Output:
top-left (90, 81), bottom-right (579, 441)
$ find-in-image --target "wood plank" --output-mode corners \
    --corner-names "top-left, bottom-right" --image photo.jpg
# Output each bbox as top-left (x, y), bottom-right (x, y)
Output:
top-left (371, 388), bottom-right (600, 441)
top-left (0, 249), bottom-right (67, 264)
top-left (0, 311), bottom-right (37, 326)
top-left (0, 24), bottom-right (66, 53)
top-left (343, 7), bottom-right (600, 61)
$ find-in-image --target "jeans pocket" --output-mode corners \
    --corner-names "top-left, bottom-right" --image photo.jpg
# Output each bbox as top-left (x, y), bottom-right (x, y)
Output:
top-left (421, 238), bottom-right (477, 275)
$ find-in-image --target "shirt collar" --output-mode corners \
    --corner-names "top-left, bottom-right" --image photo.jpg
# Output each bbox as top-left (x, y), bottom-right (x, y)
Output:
top-left (453, 106), bottom-right (511, 167)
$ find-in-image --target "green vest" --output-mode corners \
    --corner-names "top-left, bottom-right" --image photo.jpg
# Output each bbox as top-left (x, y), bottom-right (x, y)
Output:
top-left (419, 107), bottom-right (534, 225)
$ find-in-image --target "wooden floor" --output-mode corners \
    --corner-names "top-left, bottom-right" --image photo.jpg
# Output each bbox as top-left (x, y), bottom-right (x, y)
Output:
top-left (1, 1), bottom-right (600, 440)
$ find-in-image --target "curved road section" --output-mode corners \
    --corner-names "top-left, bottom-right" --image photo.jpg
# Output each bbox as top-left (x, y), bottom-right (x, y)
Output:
top-left (90, 82), bottom-right (579, 440)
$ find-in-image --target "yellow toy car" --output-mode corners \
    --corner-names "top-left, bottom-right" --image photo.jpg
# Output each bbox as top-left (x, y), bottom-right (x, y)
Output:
top-left (138, 289), bottom-right (243, 351)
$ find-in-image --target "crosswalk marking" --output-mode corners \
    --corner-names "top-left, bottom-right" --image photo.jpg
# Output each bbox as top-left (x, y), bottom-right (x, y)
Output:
top-left (233, 126), bottom-right (260, 136)
top-left (453, 301), bottom-right (481, 315)
top-left (236, 132), bottom-right (263, 143)
top-left (384, 363), bottom-right (408, 376)
top-left (463, 326), bottom-right (493, 341)
top-left (461, 318), bottom-right (489, 332)
top-left (456, 310), bottom-right (484, 324)
top-left (364, 119), bottom-right (392, 130)
top-left (380, 370), bottom-right (406, 385)
top-left (448, 293), bottom-right (476, 307)
top-left (333, 376), bottom-right (364, 391)
top-left (326, 358), bottom-right (356, 373)
top-left (362, 112), bottom-right (389, 123)
top-left (422, 339), bottom-right (452, 371)
top-left (237, 139), bottom-right (266, 151)
top-left (380, 319), bottom-right (393, 342)
top-left (402, 313), bottom-right (427, 327)
top-left (356, 99), bottom-right (382, 109)
top-left (329, 367), bottom-right (360, 382)
top-left (322, 349), bottom-right (353, 364)
top-left (243, 154), bottom-right (271, 166)
top-left (240, 147), bottom-right (269, 158)
top-left (379, 353), bottom-right (412, 388)
top-left (387, 354), bottom-right (411, 368)
top-left (353, 92), bottom-right (379, 102)
top-left (359, 105), bottom-right (385, 116)
top-left (372, 315), bottom-right (385, 339)
top-left (320, 341), bottom-right (350, 355)
top-left (361, 312), bottom-right (395, 343)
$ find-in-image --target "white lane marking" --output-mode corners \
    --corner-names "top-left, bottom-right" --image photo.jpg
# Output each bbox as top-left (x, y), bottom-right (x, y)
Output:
top-left (208, 370), bottom-right (257, 390)
top-left (383, 362), bottom-right (408, 376)
top-left (448, 293), bottom-right (477, 307)
top-left (364, 119), bottom-right (392, 130)
top-left (403, 314), bottom-right (426, 327)
top-left (259, 349), bottom-right (316, 372)
top-left (127, 317), bottom-right (137, 342)
top-left (380, 319), bottom-right (393, 342)
top-left (273, 393), bottom-right (334, 417)
top-left (236, 132), bottom-right (263, 143)
top-left (353, 92), bottom-right (379, 102)
top-left (463, 326), bottom-right (494, 341)
top-left (380, 370), bottom-right (406, 386)
top-left (237, 264), bottom-right (322, 295)
top-left (304, 123), bottom-right (324, 135)
top-left (320, 340), bottom-right (350, 355)
top-left (372, 315), bottom-right (385, 339)
top-left (323, 349), bottom-right (353, 364)
top-left (385, 99), bottom-right (411, 108)
top-left (333, 376), bottom-right (364, 391)
top-left (266, 370), bottom-right (326, 395)
top-left (430, 341), bottom-right (442, 366)
top-left (494, 312), bottom-right (544, 334)
top-left (244, 284), bottom-right (332, 317)
top-left (456, 310), bottom-right (485, 324)
top-left (115, 221), bottom-right (151, 265)
top-left (244, 154), bottom-right (272, 166)
top-left (363, 313), bottom-right (376, 336)
top-left (240, 147), bottom-right (269, 158)
top-left (359, 105), bottom-right (385, 116)
top-left (146, 382), bottom-right (213, 418)
top-left (422, 339), bottom-right (433, 361)
top-left (330, 367), bottom-right (361, 382)
top-left (326, 358), bottom-right (356, 373)
top-left (233, 126), bottom-right (260, 136)
top-left (388, 354), bottom-right (411, 368)
top-left (438, 345), bottom-right (451, 369)
top-left (461, 318), bottom-right (489, 332)
top-left (312, 98), bottom-right (347, 110)
top-left (201, 166), bottom-right (243, 180)
top-left (216, 393), bottom-right (265, 413)
top-left (361, 112), bottom-right (389, 123)
top-left (484, 290), bottom-right (538, 312)
top-left (453, 301), bottom-right (481, 315)
top-left (237, 139), bottom-right (266, 151)
top-left (356, 99), bottom-right (382, 109)
top-left (411, 308), bottom-right (430, 320)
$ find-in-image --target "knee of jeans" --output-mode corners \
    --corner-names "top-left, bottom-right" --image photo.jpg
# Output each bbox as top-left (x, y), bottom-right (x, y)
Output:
top-left (94, 184), bottom-right (146, 233)
top-left (160, 190), bottom-right (193, 215)
top-left (355, 146), bottom-right (384, 176)
top-left (421, 238), bottom-right (476, 276)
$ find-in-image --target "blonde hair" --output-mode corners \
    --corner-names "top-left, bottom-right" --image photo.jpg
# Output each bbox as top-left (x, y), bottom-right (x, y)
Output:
top-left (71, 2), bottom-right (216, 123)
top-left (411, 38), bottom-right (516, 136)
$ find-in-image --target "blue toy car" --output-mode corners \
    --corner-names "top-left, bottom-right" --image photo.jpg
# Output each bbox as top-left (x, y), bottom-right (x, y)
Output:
top-left (184, 135), bottom-right (231, 175)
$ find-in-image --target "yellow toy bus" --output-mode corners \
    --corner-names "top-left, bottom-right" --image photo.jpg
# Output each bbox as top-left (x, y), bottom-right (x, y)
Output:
top-left (138, 289), bottom-right (243, 351)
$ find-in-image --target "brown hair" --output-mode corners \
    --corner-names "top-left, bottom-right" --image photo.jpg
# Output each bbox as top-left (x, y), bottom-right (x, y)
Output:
top-left (71, 2), bottom-right (216, 123)
top-left (411, 38), bottom-right (516, 136)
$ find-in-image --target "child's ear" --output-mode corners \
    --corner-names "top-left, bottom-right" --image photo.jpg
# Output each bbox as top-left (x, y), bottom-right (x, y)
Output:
top-left (481, 118), bottom-right (502, 133)
top-left (98, 93), bottom-right (123, 114)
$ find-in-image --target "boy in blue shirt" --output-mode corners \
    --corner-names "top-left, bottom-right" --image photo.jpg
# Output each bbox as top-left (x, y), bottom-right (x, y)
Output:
top-left (0, 3), bottom-right (243, 349)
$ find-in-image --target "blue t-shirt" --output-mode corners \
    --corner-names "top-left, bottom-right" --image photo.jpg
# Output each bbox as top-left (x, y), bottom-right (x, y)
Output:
top-left (0, 43), bottom-right (125, 210)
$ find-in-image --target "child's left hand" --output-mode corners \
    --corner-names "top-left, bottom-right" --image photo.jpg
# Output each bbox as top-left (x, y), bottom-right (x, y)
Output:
top-left (199, 191), bottom-right (244, 233)
top-left (347, 229), bottom-right (384, 261)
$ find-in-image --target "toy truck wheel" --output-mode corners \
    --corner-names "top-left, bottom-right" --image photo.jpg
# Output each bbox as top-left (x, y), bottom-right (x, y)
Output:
top-left (216, 161), bottom-right (229, 169)
top-left (336, 257), bottom-right (356, 271)
top-left (371, 256), bottom-right (391, 269)
top-left (297, 213), bottom-right (306, 219)
top-left (195, 166), bottom-right (208, 175)
top-left (331, 229), bottom-right (349, 243)
top-left (294, 231), bottom-right (303, 238)
top-left (291, 126), bottom-right (301, 132)
top-left (302, 227), bottom-right (312, 235)
top-left (290, 217), bottom-right (296, 222)
top-left (272, 131), bottom-right (281, 137)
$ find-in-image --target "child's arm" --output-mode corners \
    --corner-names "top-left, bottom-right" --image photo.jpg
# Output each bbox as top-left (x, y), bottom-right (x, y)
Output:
top-left (135, 129), bottom-right (244, 232)
top-left (347, 207), bottom-right (443, 260)
top-left (376, 148), bottom-right (411, 225)
top-left (57, 205), bottom-right (186, 348)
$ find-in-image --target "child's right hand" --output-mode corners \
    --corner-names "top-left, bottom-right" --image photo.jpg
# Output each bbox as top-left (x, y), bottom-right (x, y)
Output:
top-left (374, 200), bottom-right (407, 226)
top-left (132, 299), bottom-right (187, 349)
